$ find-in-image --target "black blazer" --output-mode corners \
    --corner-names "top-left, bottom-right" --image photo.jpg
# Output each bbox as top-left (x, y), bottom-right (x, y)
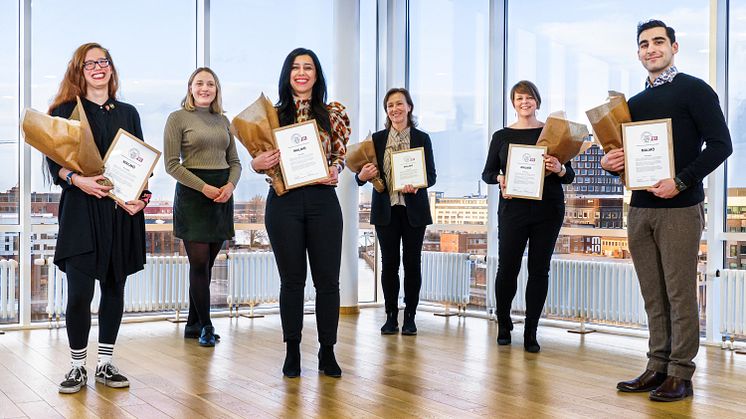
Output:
top-left (355, 127), bottom-right (436, 227)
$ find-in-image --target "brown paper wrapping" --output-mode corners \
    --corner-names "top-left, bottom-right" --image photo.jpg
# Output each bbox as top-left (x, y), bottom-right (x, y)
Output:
top-left (229, 93), bottom-right (287, 196)
top-left (585, 91), bottom-right (630, 153)
top-left (21, 96), bottom-right (104, 177)
top-left (585, 91), bottom-right (630, 180)
top-left (345, 132), bottom-right (385, 192)
top-left (536, 112), bottom-right (590, 170)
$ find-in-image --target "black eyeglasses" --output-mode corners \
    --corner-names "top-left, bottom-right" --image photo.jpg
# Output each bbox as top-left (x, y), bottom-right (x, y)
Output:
top-left (83, 58), bottom-right (110, 71)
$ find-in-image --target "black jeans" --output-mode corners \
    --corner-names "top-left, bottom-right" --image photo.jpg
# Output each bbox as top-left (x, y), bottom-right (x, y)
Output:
top-left (65, 263), bottom-right (126, 350)
top-left (265, 185), bottom-right (342, 345)
top-left (376, 205), bottom-right (426, 314)
top-left (495, 199), bottom-right (564, 321)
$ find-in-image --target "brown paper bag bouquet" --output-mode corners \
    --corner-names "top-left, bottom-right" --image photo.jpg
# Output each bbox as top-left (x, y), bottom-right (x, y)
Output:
top-left (229, 93), bottom-right (287, 196)
top-left (585, 91), bottom-right (631, 152)
top-left (537, 111), bottom-right (591, 174)
top-left (345, 132), bottom-right (385, 192)
top-left (585, 91), bottom-right (631, 178)
top-left (21, 96), bottom-right (109, 183)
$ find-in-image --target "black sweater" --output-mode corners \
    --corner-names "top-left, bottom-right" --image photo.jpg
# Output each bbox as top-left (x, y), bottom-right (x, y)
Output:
top-left (482, 127), bottom-right (574, 204)
top-left (626, 73), bottom-right (732, 208)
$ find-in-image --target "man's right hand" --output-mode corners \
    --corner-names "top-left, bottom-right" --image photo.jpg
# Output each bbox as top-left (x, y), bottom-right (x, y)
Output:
top-left (358, 163), bottom-right (379, 182)
top-left (601, 148), bottom-right (625, 172)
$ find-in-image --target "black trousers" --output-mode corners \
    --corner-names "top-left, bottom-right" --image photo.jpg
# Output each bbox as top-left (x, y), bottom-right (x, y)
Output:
top-left (65, 263), bottom-right (126, 350)
top-left (265, 185), bottom-right (342, 345)
top-left (375, 205), bottom-right (426, 314)
top-left (495, 200), bottom-right (564, 321)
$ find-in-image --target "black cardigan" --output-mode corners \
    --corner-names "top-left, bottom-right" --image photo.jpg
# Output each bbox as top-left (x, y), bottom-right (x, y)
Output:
top-left (47, 98), bottom-right (146, 283)
top-left (355, 127), bottom-right (437, 227)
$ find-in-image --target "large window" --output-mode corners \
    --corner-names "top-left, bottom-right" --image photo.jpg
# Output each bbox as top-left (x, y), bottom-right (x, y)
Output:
top-left (28, 0), bottom-right (197, 320)
top-left (0, 1), bottom-right (19, 224)
top-left (727, 0), bottom-right (746, 268)
top-left (409, 0), bottom-right (490, 306)
top-left (506, 0), bottom-right (710, 261)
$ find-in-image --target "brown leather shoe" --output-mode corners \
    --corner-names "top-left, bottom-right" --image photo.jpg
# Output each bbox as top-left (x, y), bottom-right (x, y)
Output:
top-left (616, 370), bottom-right (667, 392)
top-left (649, 376), bottom-right (693, 402)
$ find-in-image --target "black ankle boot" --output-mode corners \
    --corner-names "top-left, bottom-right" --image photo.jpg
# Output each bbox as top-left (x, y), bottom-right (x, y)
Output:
top-left (318, 345), bottom-right (342, 378)
top-left (283, 341), bottom-right (301, 378)
top-left (497, 317), bottom-right (513, 345)
top-left (524, 319), bottom-right (540, 353)
top-left (381, 310), bottom-right (399, 335)
top-left (402, 311), bottom-right (417, 335)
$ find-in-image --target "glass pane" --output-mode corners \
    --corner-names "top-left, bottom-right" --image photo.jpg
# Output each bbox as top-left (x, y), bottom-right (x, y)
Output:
top-left (0, 233), bottom-right (19, 325)
top-left (358, 0), bottom-right (378, 303)
top-left (727, 0), bottom-right (746, 255)
top-left (30, 0), bottom-right (196, 215)
top-left (0, 1), bottom-right (19, 224)
top-left (507, 0), bottom-right (710, 261)
top-left (409, 0), bottom-right (490, 308)
top-left (505, 1), bottom-right (710, 333)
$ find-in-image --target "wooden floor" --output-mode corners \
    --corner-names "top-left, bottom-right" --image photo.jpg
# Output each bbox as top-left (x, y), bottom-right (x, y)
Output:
top-left (1, 310), bottom-right (746, 419)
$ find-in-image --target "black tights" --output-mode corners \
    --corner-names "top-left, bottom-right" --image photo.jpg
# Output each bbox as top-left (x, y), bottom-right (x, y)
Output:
top-left (65, 263), bottom-right (126, 350)
top-left (183, 240), bottom-right (223, 328)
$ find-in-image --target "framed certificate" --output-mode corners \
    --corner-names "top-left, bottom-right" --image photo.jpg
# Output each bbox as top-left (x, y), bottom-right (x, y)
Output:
top-left (622, 118), bottom-right (675, 190)
top-left (272, 120), bottom-right (329, 189)
top-left (504, 144), bottom-right (547, 200)
top-left (391, 147), bottom-right (427, 191)
top-left (102, 129), bottom-right (161, 204)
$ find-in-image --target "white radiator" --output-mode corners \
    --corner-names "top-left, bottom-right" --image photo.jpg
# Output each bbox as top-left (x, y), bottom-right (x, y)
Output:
top-left (124, 255), bottom-right (190, 313)
top-left (0, 259), bottom-right (18, 320)
top-left (45, 255), bottom-right (190, 323)
top-left (487, 256), bottom-right (646, 327)
top-left (720, 269), bottom-right (746, 337)
top-left (419, 251), bottom-right (471, 307)
top-left (226, 251), bottom-right (316, 315)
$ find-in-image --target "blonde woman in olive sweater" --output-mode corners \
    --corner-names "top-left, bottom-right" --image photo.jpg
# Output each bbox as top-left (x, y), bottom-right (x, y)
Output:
top-left (164, 67), bottom-right (241, 347)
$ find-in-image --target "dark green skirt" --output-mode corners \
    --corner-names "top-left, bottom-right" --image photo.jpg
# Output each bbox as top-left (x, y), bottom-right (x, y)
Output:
top-left (174, 169), bottom-right (235, 242)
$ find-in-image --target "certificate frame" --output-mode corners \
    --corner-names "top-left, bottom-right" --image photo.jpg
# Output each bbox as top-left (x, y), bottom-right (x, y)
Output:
top-left (272, 120), bottom-right (330, 189)
top-left (101, 128), bottom-right (161, 205)
top-left (622, 118), bottom-right (675, 190)
top-left (391, 147), bottom-right (427, 191)
top-left (504, 143), bottom-right (547, 200)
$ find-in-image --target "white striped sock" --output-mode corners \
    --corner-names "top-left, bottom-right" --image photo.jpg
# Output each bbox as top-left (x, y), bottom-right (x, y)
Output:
top-left (97, 343), bottom-right (114, 365)
top-left (70, 347), bottom-right (87, 368)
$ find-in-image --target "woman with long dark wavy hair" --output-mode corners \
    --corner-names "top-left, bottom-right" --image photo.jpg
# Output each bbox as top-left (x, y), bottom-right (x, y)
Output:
top-left (251, 48), bottom-right (350, 378)
top-left (47, 43), bottom-right (148, 393)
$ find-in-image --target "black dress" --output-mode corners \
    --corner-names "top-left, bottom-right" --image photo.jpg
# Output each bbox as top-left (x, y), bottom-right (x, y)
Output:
top-left (47, 98), bottom-right (146, 284)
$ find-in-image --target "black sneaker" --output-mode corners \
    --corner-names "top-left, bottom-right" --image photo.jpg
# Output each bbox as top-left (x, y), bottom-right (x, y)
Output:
top-left (95, 363), bottom-right (130, 388)
top-left (59, 366), bottom-right (87, 394)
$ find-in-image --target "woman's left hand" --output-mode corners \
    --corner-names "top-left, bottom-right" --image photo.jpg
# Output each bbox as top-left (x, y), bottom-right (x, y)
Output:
top-left (401, 184), bottom-right (418, 194)
top-left (318, 166), bottom-right (339, 186)
top-left (120, 200), bottom-right (146, 216)
top-left (214, 182), bottom-right (235, 203)
top-left (543, 154), bottom-right (563, 174)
